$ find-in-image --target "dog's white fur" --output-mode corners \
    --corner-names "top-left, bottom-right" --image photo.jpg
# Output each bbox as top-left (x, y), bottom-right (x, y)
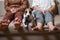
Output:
top-left (22, 9), bottom-right (30, 27)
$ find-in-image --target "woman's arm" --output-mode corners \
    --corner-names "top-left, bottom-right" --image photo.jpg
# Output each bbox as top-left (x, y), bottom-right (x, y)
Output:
top-left (17, 0), bottom-right (29, 11)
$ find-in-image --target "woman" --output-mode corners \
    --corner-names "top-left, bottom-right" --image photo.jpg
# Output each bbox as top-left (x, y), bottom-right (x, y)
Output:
top-left (0, 0), bottom-right (29, 32)
top-left (31, 0), bottom-right (60, 31)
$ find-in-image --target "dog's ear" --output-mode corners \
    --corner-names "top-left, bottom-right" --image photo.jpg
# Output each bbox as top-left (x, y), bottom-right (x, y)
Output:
top-left (30, 8), bottom-right (33, 11)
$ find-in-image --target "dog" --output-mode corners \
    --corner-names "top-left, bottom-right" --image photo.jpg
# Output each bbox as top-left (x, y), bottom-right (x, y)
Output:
top-left (22, 8), bottom-right (36, 28)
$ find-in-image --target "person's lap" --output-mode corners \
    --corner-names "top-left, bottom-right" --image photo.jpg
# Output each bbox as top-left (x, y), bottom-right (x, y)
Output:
top-left (33, 10), bottom-right (53, 24)
top-left (32, 10), bottom-right (54, 31)
top-left (0, 11), bottom-right (23, 31)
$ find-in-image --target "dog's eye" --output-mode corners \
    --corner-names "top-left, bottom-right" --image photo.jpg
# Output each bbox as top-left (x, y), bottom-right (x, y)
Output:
top-left (25, 11), bottom-right (27, 13)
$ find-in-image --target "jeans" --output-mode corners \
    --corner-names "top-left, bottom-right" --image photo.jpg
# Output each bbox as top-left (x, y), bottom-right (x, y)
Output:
top-left (33, 10), bottom-right (54, 24)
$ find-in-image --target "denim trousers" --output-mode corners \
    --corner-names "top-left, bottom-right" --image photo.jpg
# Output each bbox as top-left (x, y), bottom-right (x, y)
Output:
top-left (33, 10), bottom-right (53, 24)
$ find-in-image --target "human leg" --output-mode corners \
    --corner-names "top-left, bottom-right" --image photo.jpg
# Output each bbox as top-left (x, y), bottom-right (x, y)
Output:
top-left (32, 10), bottom-right (44, 31)
top-left (44, 11), bottom-right (60, 31)
top-left (0, 11), bottom-right (14, 32)
top-left (14, 11), bottom-right (23, 30)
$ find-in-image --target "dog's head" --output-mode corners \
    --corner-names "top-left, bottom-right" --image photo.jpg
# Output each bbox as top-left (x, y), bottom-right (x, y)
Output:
top-left (24, 8), bottom-right (33, 15)
top-left (24, 8), bottom-right (33, 21)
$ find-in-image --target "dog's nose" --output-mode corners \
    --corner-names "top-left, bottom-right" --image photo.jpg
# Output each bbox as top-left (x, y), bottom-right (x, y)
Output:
top-left (29, 11), bottom-right (31, 13)
top-left (27, 15), bottom-right (30, 17)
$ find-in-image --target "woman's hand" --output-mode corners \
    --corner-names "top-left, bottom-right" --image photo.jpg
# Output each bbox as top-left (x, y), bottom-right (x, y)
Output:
top-left (41, 10), bottom-right (49, 14)
top-left (10, 8), bottom-right (17, 13)
top-left (34, 6), bottom-right (40, 11)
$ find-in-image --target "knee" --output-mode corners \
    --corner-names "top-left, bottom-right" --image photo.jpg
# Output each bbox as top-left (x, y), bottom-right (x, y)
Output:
top-left (14, 17), bottom-right (21, 23)
top-left (14, 18), bottom-right (22, 25)
top-left (0, 19), bottom-right (10, 31)
top-left (1, 19), bottom-right (10, 25)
